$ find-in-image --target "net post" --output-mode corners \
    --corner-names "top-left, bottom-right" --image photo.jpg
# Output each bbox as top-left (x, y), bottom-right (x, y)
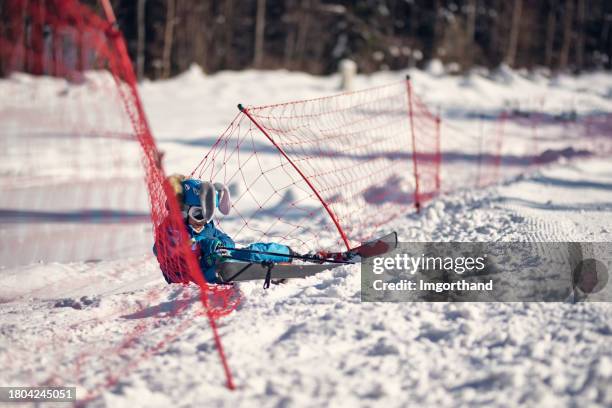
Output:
top-left (405, 75), bottom-right (421, 213)
top-left (99, 0), bottom-right (237, 391)
top-left (239, 105), bottom-right (352, 250)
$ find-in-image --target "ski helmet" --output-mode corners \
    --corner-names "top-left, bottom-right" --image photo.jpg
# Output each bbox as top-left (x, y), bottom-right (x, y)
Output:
top-left (181, 179), bottom-right (231, 223)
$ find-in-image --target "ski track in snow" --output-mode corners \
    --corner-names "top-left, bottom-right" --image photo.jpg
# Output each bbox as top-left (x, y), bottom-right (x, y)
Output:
top-left (1, 157), bottom-right (611, 407)
top-left (1, 68), bottom-right (612, 407)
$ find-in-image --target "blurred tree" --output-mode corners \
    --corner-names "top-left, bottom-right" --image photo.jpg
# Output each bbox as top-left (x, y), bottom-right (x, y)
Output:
top-left (505, 0), bottom-right (523, 67)
top-left (559, 0), bottom-right (574, 71)
top-left (136, 0), bottom-right (146, 80)
top-left (545, 0), bottom-right (558, 68)
top-left (161, 0), bottom-right (175, 78)
top-left (5, 0), bottom-right (611, 78)
top-left (254, 0), bottom-right (266, 67)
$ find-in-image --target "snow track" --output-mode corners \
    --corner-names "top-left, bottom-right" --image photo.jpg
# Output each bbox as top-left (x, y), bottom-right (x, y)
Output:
top-left (1, 156), bottom-right (611, 407)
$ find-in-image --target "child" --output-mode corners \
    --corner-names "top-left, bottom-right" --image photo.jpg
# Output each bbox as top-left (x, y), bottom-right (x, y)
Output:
top-left (154, 175), bottom-right (294, 284)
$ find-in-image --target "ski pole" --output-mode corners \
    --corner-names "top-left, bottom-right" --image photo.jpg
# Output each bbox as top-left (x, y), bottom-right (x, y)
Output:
top-left (217, 246), bottom-right (355, 265)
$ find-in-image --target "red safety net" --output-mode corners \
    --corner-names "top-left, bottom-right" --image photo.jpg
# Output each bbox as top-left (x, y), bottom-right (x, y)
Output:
top-left (0, 0), bottom-right (237, 395)
top-left (406, 80), bottom-right (441, 208)
top-left (475, 112), bottom-right (506, 188)
top-left (192, 79), bottom-right (441, 253)
top-left (440, 103), bottom-right (612, 192)
top-left (439, 112), bottom-right (509, 191)
top-left (193, 78), bottom-right (612, 256)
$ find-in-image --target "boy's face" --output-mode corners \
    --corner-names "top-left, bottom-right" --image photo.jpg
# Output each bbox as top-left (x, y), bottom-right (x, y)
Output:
top-left (188, 206), bottom-right (207, 232)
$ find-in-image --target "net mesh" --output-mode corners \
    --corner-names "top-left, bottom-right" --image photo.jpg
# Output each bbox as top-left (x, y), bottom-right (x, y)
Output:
top-left (192, 80), bottom-right (441, 252)
top-left (0, 0), bottom-right (237, 393)
top-left (193, 81), bottom-right (611, 256)
top-left (406, 80), bottom-right (441, 207)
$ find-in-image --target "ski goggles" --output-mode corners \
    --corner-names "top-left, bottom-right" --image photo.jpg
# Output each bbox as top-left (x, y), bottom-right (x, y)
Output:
top-left (187, 206), bottom-right (207, 225)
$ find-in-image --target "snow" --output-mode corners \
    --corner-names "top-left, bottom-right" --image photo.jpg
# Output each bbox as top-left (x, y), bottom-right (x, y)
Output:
top-left (1, 66), bottom-right (612, 407)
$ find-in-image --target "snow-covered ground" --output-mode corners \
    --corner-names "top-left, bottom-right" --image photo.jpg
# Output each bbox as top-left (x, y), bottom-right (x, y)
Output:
top-left (1, 66), bottom-right (611, 407)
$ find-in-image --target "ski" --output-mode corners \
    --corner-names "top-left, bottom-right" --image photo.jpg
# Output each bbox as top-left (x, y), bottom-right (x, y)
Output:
top-left (327, 231), bottom-right (398, 262)
top-left (216, 232), bottom-right (398, 285)
top-left (216, 261), bottom-right (339, 284)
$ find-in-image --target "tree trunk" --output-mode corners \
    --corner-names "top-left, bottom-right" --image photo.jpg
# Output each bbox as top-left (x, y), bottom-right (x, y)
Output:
top-left (559, 0), bottom-right (574, 71)
top-left (136, 0), bottom-right (145, 80)
top-left (295, 0), bottom-right (312, 67)
top-left (223, 0), bottom-right (234, 68)
top-left (253, 0), bottom-right (266, 68)
top-left (195, 1), bottom-right (208, 71)
top-left (283, 0), bottom-right (298, 68)
top-left (544, 0), bottom-right (557, 68)
top-left (162, 0), bottom-right (176, 78)
top-left (465, 0), bottom-right (477, 64)
top-left (603, 12), bottom-right (612, 70)
top-left (575, 0), bottom-right (585, 71)
top-left (466, 0), bottom-right (477, 40)
top-left (488, 0), bottom-right (502, 64)
top-left (30, 0), bottom-right (44, 74)
top-left (505, 0), bottom-right (523, 67)
top-left (432, 0), bottom-right (443, 57)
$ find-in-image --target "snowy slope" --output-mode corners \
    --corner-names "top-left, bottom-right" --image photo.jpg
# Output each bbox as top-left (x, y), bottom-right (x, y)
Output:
top-left (1, 66), bottom-right (611, 407)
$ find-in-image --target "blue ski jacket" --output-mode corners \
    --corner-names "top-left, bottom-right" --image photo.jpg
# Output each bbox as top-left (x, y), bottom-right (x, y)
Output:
top-left (154, 219), bottom-right (291, 284)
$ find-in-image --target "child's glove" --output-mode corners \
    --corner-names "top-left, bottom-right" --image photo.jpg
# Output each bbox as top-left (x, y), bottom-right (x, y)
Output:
top-left (200, 237), bottom-right (223, 268)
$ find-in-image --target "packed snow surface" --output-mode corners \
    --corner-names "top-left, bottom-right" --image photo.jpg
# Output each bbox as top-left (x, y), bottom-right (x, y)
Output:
top-left (1, 66), bottom-right (612, 407)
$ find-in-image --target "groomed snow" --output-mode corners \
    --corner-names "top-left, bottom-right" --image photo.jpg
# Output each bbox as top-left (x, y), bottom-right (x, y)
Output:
top-left (1, 66), bottom-right (611, 407)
